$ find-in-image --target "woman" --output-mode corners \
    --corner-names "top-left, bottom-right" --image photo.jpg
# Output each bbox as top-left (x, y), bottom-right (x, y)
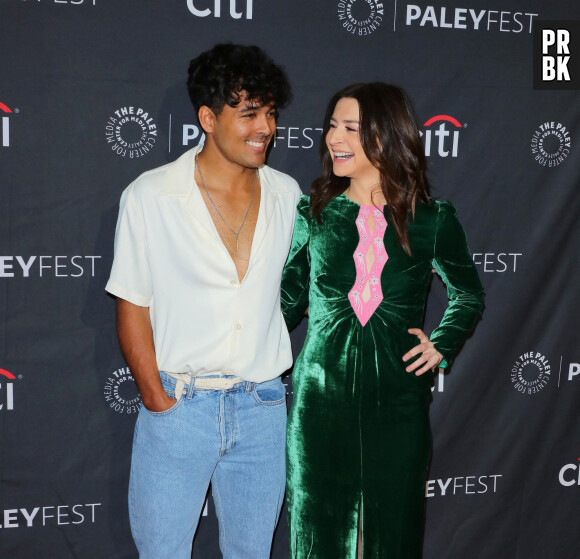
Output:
top-left (281, 83), bottom-right (484, 558)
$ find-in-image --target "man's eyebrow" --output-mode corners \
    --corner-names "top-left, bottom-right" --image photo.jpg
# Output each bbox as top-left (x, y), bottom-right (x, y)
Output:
top-left (238, 103), bottom-right (277, 113)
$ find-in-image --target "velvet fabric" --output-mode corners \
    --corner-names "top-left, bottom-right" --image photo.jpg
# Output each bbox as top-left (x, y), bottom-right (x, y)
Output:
top-left (281, 193), bottom-right (484, 558)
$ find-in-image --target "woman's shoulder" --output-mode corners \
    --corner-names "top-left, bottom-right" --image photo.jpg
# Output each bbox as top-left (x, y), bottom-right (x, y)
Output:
top-left (413, 199), bottom-right (457, 223)
top-left (296, 194), bottom-right (311, 217)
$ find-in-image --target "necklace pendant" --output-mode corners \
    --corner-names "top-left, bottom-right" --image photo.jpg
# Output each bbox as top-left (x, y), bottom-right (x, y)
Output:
top-left (235, 234), bottom-right (239, 253)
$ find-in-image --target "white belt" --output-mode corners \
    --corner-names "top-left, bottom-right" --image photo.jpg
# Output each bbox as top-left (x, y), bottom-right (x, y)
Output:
top-left (165, 371), bottom-right (245, 401)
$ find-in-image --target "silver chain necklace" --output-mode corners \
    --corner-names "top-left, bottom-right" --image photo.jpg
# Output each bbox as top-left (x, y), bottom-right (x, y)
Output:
top-left (195, 153), bottom-right (257, 254)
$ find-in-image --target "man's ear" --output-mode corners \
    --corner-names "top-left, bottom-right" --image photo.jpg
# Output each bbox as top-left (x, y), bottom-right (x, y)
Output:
top-left (198, 105), bottom-right (216, 134)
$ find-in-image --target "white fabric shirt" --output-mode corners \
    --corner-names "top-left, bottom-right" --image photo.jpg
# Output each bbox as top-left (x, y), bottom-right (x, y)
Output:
top-left (106, 145), bottom-right (301, 382)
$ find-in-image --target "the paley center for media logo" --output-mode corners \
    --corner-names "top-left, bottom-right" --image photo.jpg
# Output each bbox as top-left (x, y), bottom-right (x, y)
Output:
top-left (530, 121), bottom-right (571, 168)
top-left (103, 367), bottom-right (141, 414)
top-left (105, 106), bottom-right (158, 159)
top-left (511, 351), bottom-right (551, 395)
top-left (337, 0), bottom-right (385, 36)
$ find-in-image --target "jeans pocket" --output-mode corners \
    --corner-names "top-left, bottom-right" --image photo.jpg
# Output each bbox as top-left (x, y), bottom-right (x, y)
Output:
top-left (142, 378), bottom-right (183, 417)
top-left (252, 378), bottom-right (287, 406)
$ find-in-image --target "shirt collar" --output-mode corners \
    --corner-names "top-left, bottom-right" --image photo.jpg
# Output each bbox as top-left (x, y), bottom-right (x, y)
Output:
top-left (159, 144), bottom-right (292, 198)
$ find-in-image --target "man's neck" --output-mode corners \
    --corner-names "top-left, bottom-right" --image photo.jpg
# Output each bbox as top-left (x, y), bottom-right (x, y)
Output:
top-left (196, 141), bottom-right (258, 193)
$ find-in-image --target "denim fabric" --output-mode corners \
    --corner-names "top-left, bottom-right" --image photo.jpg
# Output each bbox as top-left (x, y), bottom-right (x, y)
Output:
top-left (129, 371), bottom-right (287, 559)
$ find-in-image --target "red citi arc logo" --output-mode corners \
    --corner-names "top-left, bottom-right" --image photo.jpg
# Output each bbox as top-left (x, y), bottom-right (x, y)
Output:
top-left (1, 368), bottom-right (16, 411)
top-left (420, 115), bottom-right (462, 158)
top-left (1, 102), bottom-right (12, 147)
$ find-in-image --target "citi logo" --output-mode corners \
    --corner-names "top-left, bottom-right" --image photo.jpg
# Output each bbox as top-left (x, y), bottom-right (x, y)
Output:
top-left (559, 458), bottom-right (580, 486)
top-left (432, 370), bottom-right (444, 393)
top-left (1, 101), bottom-right (12, 147)
top-left (0, 369), bottom-right (16, 411)
top-left (419, 115), bottom-right (462, 158)
top-left (186, 0), bottom-right (253, 19)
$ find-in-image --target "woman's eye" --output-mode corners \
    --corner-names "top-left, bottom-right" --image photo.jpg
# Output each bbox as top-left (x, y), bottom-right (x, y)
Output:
top-left (346, 127), bottom-right (357, 132)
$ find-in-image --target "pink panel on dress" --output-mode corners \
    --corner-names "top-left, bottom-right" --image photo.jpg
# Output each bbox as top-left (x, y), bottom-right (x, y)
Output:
top-left (348, 205), bottom-right (388, 326)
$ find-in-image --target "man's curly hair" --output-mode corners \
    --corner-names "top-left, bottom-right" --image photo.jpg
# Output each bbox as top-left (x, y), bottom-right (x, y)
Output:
top-left (187, 43), bottom-right (291, 116)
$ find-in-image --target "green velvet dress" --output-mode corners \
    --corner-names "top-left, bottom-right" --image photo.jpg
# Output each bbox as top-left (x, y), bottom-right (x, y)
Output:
top-left (281, 193), bottom-right (484, 559)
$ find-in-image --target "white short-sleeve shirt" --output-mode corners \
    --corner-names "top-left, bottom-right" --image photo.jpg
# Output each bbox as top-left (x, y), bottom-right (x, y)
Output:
top-left (106, 145), bottom-right (302, 382)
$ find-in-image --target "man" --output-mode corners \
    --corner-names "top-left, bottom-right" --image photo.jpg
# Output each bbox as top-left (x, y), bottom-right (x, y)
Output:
top-left (105, 44), bottom-right (301, 559)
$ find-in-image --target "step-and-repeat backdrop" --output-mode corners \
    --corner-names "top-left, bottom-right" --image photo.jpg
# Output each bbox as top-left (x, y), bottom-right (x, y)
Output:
top-left (1, 2), bottom-right (579, 558)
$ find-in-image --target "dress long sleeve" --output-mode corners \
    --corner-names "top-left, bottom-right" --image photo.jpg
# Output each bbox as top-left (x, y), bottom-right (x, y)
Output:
top-left (429, 201), bottom-right (485, 367)
top-left (281, 195), bottom-right (311, 331)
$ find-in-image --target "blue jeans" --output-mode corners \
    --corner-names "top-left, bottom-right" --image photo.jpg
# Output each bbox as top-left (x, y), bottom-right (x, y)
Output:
top-left (129, 371), bottom-right (287, 559)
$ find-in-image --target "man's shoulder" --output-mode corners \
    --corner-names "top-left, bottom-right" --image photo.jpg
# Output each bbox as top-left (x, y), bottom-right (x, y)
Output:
top-left (126, 148), bottom-right (197, 198)
top-left (260, 164), bottom-right (301, 196)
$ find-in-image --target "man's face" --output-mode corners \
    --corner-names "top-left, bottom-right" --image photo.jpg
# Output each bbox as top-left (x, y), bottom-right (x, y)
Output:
top-left (211, 92), bottom-right (277, 169)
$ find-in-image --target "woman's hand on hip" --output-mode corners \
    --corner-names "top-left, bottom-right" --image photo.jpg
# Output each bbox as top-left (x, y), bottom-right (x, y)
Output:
top-left (402, 328), bottom-right (443, 376)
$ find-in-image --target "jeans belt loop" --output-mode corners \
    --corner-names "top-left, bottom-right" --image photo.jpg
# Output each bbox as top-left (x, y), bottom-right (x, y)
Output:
top-left (164, 371), bottom-right (244, 395)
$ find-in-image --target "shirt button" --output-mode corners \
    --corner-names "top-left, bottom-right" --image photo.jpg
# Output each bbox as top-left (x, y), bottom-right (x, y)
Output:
top-left (235, 323), bottom-right (242, 330)
top-left (230, 279), bottom-right (238, 285)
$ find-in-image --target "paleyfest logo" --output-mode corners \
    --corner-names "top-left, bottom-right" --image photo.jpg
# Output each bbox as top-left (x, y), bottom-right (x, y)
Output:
top-left (105, 106), bottom-right (158, 159)
top-left (530, 121), bottom-right (571, 167)
top-left (405, 5), bottom-right (538, 33)
top-left (0, 503), bottom-right (101, 529)
top-left (0, 369), bottom-right (16, 411)
top-left (20, 0), bottom-right (96, 6)
top-left (338, 0), bottom-right (385, 36)
top-left (426, 474), bottom-right (502, 497)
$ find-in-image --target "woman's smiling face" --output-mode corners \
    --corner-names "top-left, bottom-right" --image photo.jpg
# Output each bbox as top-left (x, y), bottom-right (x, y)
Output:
top-left (326, 97), bottom-right (377, 184)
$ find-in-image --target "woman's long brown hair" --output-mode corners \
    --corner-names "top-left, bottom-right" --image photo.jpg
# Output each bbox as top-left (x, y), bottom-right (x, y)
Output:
top-left (310, 83), bottom-right (430, 255)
